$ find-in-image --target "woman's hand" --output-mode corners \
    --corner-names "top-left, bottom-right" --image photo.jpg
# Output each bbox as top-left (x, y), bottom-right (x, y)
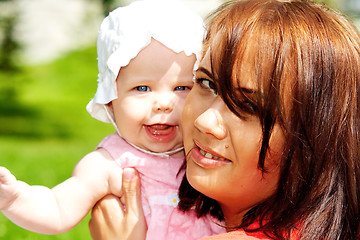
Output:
top-left (89, 168), bottom-right (147, 240)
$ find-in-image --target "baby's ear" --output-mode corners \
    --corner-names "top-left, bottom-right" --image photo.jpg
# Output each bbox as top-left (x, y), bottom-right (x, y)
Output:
top-left (106, 102), bottom-right (114, 113)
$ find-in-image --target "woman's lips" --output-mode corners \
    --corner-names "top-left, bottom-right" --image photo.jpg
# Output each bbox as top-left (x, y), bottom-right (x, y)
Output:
top-left (190, 144), bottom-right (231, 169)
top-left (144, 124), bottom-right (177, 142)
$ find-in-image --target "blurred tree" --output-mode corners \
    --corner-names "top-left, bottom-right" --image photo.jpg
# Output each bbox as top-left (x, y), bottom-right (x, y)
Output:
top-left (0, 0), bottom-right (25, 116)
top-left (0, 0), bottom-right (20, 71)
top-left (101, 0), bottom-right (125, 16)
top-left (0, 15), bottom-right (20, 72)
top-left (102, 0), bottom-right (115, 15)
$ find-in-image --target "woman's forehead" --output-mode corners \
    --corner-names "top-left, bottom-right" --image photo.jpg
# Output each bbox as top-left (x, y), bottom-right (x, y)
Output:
top-left (207, 36), bottom-right (259, 90)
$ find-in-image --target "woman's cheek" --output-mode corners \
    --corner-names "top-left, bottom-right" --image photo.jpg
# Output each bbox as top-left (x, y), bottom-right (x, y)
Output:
top-left (181, 112), bottom-right (194, 153)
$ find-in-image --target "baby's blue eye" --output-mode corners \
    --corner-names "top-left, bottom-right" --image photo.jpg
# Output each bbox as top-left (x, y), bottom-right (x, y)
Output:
top-left (174, 86), bottom-right (188, 91)
top-left (136, 86), bottom-right (150, 92)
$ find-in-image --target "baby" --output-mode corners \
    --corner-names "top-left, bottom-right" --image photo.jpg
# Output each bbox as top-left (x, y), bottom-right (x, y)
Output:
top-left (0, 0), bottom-right (224, 239)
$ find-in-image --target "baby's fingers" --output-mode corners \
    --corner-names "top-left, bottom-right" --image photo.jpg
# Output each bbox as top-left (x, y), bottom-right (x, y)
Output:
top-left (0, 167), bottom-right (19, 209)
top-left (0, 167), bottom-right (16, 185)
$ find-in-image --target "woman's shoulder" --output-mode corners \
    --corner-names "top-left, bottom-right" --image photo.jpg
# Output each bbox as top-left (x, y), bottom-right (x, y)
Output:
top-left (201, 225), bottom-right (300, 240)
top-left (200, 230), bottom-right (272, 240)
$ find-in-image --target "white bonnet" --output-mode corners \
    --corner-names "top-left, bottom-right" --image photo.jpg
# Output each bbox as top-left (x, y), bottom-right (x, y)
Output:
top-left (86, 0), bottom-right (204, 123)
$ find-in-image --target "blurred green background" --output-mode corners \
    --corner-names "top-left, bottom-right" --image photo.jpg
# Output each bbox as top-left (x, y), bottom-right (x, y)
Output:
top-left (0, 0), bottom-right (120, 238)
top-left (0, 0), bottom-right (358, 239)
top-left (0, 46), bottom-right (114, 239)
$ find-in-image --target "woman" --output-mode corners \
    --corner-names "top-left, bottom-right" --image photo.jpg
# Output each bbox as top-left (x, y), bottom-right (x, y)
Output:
top-left (90, 0), bottom-right (360, 239)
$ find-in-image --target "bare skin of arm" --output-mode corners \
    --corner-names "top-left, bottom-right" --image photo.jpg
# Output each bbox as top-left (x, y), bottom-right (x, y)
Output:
top-left (0, 148), bottom-right (123, 234)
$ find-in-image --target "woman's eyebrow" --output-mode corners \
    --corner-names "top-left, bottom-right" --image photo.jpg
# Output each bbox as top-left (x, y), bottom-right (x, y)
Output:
top-left (196, 67), bottom-right (214, 79)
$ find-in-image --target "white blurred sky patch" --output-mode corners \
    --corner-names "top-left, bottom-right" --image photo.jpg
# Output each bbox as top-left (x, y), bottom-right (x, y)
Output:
top-left (2, 0), bottom-right (358, 65)
top-left (6, 0), bottom-right (223, 65)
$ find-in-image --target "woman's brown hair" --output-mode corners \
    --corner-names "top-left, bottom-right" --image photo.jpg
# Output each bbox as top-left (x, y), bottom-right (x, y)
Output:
top-left (178, 0), bottom-right (360, 239)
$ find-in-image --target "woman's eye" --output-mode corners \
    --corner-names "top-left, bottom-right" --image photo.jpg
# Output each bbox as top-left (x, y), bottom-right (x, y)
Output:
top-left (243, 101), bottom-right (259, 114)
top-left (135, 86), bottom-right (150, 92)
top-left (195, 78), bottom-right (217, 94)
top-left (174, 86), bottom-right (189, 91)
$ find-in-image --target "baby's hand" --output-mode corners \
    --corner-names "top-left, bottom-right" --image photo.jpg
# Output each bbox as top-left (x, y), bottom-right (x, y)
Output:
top-left (0, 167), bottom-right (20, 210)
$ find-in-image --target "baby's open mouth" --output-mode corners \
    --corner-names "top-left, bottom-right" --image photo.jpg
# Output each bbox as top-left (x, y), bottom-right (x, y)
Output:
top-left (145, 124), bottom-right (177, 142)
top-left (147, 124), bottom-right (173, 134)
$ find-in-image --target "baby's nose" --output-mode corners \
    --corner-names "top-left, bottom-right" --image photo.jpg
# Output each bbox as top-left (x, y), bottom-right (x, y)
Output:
top-left (152, 92), bottom-right (175, 113)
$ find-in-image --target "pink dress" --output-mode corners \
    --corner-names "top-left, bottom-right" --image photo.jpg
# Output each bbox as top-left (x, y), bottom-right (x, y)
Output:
top-left (97, 133), bottom-right (225, 240)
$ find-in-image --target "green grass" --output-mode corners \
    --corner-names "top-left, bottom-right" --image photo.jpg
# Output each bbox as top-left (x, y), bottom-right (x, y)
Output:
top-left (0, 46), bottom-right (114, 239)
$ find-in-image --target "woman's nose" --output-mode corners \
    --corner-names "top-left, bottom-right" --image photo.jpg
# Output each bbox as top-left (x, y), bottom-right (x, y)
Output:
top-left (194, 102), bottom-right (227, 139)
top-left (152, 92), bottom-right (175, 113)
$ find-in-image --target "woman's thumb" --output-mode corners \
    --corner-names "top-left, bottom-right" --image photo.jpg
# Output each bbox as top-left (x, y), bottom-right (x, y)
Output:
top-left (122, 168), bottom-right (144, 220)
top-left (122, 168), bottom-right (147, 239)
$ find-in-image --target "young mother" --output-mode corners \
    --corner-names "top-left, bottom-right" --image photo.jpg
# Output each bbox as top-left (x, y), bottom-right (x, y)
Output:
top-left (89, 0), bottom-right (360, 239)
